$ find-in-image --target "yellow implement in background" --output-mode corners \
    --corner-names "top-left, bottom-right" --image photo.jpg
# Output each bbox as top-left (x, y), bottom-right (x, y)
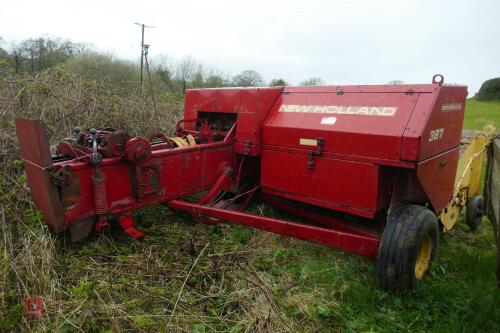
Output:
top-left (439, 125), bottom-right (497, 230)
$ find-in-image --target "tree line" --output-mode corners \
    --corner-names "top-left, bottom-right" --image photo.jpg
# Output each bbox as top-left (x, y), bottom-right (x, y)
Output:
top-left (0, 36), bottom-right (325, 93)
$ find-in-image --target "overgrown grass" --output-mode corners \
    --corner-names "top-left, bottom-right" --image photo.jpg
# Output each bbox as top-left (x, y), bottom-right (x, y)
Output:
top-left (3, 204), bottom-right (498, 332)
top-left (1, 72), bottom-right (499, 331)
top-left (464, 99), bottom-right (500, 130)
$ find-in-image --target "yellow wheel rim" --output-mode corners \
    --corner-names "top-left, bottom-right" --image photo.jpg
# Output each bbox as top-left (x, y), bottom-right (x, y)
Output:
top-left (415, 235), bottom-right (432, 280)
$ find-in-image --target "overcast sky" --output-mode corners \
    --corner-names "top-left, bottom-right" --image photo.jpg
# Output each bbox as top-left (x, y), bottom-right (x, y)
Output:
top-left (1, 0), bottom-right (498, 94)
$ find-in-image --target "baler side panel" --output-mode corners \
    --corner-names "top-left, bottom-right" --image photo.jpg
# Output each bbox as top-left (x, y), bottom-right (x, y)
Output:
top-left (418, 85), bottom-right (467, 161)
top-left (184, 89), bottom-right (252, 115)
top-left (184, 88), bottom-right (283, 148)
top-left (183, 89), bottom-right (251, 130)
top-left (234, 88), bottom-right (283, 155)
top-left (416, 147), bottom-right (460, 212)
top-left (402, 85), bottom-right (467, 161)
top-left (400, 92), bottom-right (435, 161)
top-left (262, 90), bottom-right (420, 160)
top-left (261, 149), bottom-right (382, 216)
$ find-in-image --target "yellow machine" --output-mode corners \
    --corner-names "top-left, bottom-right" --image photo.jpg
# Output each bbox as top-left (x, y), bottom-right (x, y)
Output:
top-left (440, 125), bottom-right (497, 230)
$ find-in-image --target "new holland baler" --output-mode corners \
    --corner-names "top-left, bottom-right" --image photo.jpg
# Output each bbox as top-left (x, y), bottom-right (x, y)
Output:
top-left (15, 75), bottom-right (492, 290)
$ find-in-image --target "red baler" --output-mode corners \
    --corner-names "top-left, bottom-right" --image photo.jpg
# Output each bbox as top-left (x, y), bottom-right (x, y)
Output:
top-left (16, 75), bottom-right (481, 290)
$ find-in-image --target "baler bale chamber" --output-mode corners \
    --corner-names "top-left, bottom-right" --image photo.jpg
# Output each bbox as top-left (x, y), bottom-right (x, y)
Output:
top-left (15, 75), bottom-right (494, 291)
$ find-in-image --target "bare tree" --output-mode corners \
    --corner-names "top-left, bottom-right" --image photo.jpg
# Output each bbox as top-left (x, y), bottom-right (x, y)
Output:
top-left (205, 69), bottom-right (230, 88)
top-left (10, 42), bottom-right (23, 73)
top-left (151, 54), bottom-right (178, 92)
top-left (232, 70), bottom-right (265, 87)
top-left (5, 36), bottom-right (84, 73)
top-left (300, 77), bottom-right (325, 86)
top-left (269, 78), bottom-right (289, 87)
top-left (190, 63), bottom-right (207, 88)
top-left (175, 56), bottom-right (197, 91)
top-left (0, 37), bottom-right (8, 58)
top-left (152, 55), bottom-right (232, 92)
top-left (0, 38), bottom-right (10, 73)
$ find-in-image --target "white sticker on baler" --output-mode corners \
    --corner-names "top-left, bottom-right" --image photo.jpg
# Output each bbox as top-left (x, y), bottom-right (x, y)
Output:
top-left (320, 117), bottom-right (337, 125)
top-left (441, 103), bottom-right (462, 112)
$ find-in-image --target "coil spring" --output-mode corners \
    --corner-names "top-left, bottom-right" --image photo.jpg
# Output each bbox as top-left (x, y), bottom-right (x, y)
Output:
top-left (92, 175), bottom-right (108, 215)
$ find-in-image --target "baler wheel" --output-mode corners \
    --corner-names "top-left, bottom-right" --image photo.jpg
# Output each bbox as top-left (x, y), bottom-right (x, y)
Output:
top-left (465, 196), bottom-right (484, 231)
top-left (377, 205), bottom-right (439, 291)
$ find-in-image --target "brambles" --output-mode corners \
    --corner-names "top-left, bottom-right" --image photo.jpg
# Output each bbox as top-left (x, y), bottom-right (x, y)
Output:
top-left (1, 68), bottom-right (499, 332)
top-left (0, 69), bottom-right (293, 331)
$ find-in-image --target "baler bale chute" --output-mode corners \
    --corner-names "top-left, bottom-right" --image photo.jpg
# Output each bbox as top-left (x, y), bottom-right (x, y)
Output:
top-left (15, 75), bottom-right (497, 290)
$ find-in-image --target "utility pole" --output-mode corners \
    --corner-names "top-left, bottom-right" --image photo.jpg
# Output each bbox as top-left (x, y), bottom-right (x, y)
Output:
top-left (134, 22), bottom-right (155, 90)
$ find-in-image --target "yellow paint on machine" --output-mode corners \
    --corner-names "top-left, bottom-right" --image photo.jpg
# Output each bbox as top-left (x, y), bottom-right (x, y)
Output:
top-left (439, 125), bottom-right (496, 230)
top-left (299, 138), bottom-right (318, 146)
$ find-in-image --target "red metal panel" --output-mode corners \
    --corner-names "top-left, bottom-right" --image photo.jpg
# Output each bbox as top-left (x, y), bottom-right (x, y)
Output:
top-left (262, 87), bottom-right (421, 160)
top-left (262, 144), bottom-right (416, 169)
top-left (416, 147), bottom-right (459, 211)
top-left (168, 199), bottom-right (380, 258)
top-left (261, 149), bottom-right (382, 215)
top-left (285, 85), bottom-right (439, 94)
top-left (262, 188), bottom-right (376, 219)
top-left (234, 88), bottom-right (282, 149)
top-left (262, 194), bottom-right (381, 237)
top-left (184, 87), bottom-right (283, 156)
top-left (418, 86), bottom-right (467, 160)
top-left (15, 118), bottom-right (65, 231)
top-left (59, 143), bottom-right (234, 223)
top-left (185, 88), bottom-right (255, 115)
top-left (402, 85), bottom-right (467, 161)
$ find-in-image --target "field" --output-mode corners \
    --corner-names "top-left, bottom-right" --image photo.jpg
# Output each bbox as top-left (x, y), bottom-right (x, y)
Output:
top-left (1, 72), bottom-right (500, 332)
top-left (464, 99), bottom-right (500, 130)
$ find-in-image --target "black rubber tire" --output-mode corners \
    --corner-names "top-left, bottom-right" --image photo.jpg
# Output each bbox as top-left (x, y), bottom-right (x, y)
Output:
top-left (466, 196), bottom-right (484, 231)
top-left (377, 204), bottom-right (439, 291)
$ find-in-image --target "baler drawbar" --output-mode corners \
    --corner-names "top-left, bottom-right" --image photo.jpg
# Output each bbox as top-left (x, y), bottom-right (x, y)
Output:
top-left (15, 75), bottom-right (495, 290)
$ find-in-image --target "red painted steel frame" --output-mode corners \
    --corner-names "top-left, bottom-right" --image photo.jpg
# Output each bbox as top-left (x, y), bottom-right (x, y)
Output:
top-left (15, 79), bottom-right (468, 259)
top-left (58, 142), bottom-right (234, 224)
top-left (262, 194), bottom-right (381, 238)
top-left (15, 119), bottom-right (64, 231)
top-left (168, 199), bottom-right (380, 258)
top-left (15, 117), bottom-right (237, 231)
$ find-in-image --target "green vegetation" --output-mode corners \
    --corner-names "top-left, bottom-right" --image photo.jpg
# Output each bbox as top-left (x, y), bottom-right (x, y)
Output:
top-left (60, 52), bottom-right (141, 88)
top-left (464, 99), bottom-right (500, 130)
top-left (1, 203), bottom-right (498, 332)
top-left (0, 35), bottom-right (499, 332)
top-left (300, 77), bottom-right (326, 86)
top-left (0, 70), bottom-right (498, 332)
top-left (0, 36), bottom-right (328, 91)
top-left (477, 77), bottom-right (500, 101)
top-left (269, 78), bottom-right (289, 87)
